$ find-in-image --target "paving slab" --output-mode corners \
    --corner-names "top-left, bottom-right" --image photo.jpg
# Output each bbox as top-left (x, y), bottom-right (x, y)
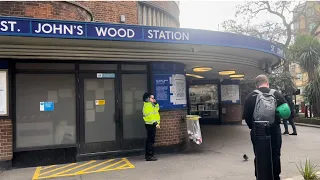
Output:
top-left (1, 124), bottom-right (320, 180)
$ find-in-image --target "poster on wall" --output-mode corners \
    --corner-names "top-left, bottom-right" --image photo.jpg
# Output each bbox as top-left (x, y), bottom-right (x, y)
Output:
top-left (221, 84), bottom-right (240, 104)
top-left (0, 70), bottom-right (8, 116)
top-left (153, 74), bottom-right (187, 110)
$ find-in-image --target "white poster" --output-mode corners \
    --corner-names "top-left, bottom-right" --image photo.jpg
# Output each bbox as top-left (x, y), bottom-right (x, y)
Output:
top-left (0, 70), bottom-right (8, 116)
top-left (170, 74), bottom-right (187, 105)
top-left (221, 84), bottom-right (240, 103)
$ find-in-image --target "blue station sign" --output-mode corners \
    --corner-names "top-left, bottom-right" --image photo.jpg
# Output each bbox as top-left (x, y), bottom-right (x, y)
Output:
top-left (0, 16), bottom-right (284, 59)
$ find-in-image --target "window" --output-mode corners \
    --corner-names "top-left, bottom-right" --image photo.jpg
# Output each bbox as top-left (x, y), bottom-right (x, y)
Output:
top-left (16, 63), bottom-right (75, 70)
top-left (138, 3), bottom-right (179, 27)
top-left (122, 74), bottom-right (148, 139)
top-left (189, 84), bottom-right (219, 118)
top-left (15, 74), bottom-right (76, 148)
top-left (121, 64), bottom-right (147, 71)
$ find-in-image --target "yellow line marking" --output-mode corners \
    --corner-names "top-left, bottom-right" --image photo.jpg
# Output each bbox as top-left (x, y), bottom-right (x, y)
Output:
top-left (39, 163), bottom-right (76, 176)
top-left (123, 158), bottom-right (135, 168)
top-left (116, 163), bottom-right (131, 169)
top-left (74, 159), bottom-right (115, 174)
top-left (40, 165), bottom-right (57, 171)
top-left (49, 161), bottom-right (96, 177)
top-left (33, 158), bottom-right (135, 180)
top-left (36, 166), bottom-right (135, 179)
top-left (32, 167), bottom-right (41, 180)
top-left (96, 159), bottom-right (125, 171)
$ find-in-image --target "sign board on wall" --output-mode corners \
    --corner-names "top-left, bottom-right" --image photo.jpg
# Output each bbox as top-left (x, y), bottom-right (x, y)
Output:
top-left (153, 74), bottom-right (187, 110)
top-left (0, 16), bottom-right (284, 59)
top-left (221, 84), bottom-right (240, 104)
top-left (0, 70), bottom-right (8, 116)
top-left (40, 102), bottom-right (55, 111)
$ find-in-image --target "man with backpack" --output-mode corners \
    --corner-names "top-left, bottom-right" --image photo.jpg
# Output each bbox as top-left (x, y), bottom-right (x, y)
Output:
top-left (243, 74), bottom-right (288, 180)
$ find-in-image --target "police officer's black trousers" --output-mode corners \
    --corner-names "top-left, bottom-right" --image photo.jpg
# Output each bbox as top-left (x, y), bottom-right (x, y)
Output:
top-left (145, 124), bottom-right (156, 159)
top-left (251, 125), bottom-right (282, 180)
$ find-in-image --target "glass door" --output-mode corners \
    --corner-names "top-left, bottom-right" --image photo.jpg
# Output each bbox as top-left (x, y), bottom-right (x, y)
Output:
top-left (79, 73), bottom-right (120, 154)
top-left (121, 74), bottom-right (148, 150)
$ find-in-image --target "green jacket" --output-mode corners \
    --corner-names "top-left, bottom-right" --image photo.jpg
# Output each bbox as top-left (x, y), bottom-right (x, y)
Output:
top-left (143, 102), bottom-right (160, 125)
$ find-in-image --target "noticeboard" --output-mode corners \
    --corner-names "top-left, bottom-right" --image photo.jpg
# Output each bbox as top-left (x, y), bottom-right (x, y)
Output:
top-left (220, 84), bottom-right (240, 104)
top-left (153, 74), bottom-right (187, 110)
top-left (0, 70), bottom-right (8, 116)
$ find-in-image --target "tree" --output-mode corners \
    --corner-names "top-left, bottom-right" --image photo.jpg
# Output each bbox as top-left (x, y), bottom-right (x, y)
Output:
top-left (222, 1), bottom-right (320, 72)
top-left (289, 34), bottom-right (320, 116)
top-left (222, 20), bottom-right (287, 45)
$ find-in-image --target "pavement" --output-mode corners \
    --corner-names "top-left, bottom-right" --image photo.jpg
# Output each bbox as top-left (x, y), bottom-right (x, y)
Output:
top-left (1, 122), bottom-right (320, 180)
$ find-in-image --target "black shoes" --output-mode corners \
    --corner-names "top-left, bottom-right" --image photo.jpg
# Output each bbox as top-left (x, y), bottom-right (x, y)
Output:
top-left (146, 157), bottom-right (158, 161)
top-left (283, 131), bottom-right (289, 135)
top-left (283, 131), bottom-right (297, 135)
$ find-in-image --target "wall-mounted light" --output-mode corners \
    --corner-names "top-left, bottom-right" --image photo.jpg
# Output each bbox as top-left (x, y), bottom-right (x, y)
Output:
top-left (230, 74), bottom-right (244, 78)
top-left (218, 70), bottom-right (236, 75)
top-left (186, 73), bottom-right (204, 79)
top-left (120, 15), bottom-right (126, 23)
top-left (193, 67), bottom-right (212, 72)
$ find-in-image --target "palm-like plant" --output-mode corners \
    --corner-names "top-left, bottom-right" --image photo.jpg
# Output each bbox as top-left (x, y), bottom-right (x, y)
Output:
top-left (290, 35), bottom-right (320, 81)
top-left (296, 159), bottom-right (319, 180)
top-left (289, 34), bottom-right (320, 116)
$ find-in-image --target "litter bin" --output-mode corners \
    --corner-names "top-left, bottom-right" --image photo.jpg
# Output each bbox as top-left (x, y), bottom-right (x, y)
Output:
top-left (186, 115), bottom-right (202, 145)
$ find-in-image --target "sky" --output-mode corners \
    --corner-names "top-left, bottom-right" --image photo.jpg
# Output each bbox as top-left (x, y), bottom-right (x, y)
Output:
top-left (179, 1), bottom-right (242, 31)
top-left (179, 1), bottom-right (294, 31)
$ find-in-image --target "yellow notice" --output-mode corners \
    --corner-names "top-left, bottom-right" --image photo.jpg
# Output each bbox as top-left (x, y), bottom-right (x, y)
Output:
top-left (95, 100), bottom-right (105, 106)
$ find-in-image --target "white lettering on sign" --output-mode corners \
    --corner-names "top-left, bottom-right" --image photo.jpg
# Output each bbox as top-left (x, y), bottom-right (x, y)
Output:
top-left (0, 21), bottom-right (18, 32)
top-left (95, 27), bottom-right (135, 38)
top-left (147, 30), bottom-right (189, 41)
top-left (271, 45), bottom-right (275, 52)
top-left (277, 48), bottom-right (284, 56)
top-left (34, 23), bottom-right (84, 35)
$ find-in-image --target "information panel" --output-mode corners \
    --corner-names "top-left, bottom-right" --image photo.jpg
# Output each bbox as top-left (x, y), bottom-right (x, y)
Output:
top-left (221, 84), bottom-right (240, 104)
top-left (153, 74), bottom-right (187, 110)
top-left (0, 70), bottom-right (8, 116)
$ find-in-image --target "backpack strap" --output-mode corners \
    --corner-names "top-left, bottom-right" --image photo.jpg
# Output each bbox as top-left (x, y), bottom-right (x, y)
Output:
top-left (269, 89), bottom-right (276, 95)
top-left (254, 90), bottom-right (262, 94)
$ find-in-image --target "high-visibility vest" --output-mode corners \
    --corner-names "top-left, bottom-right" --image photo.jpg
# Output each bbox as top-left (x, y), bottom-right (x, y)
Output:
top-left (142, 102), bottom-right (160, 125)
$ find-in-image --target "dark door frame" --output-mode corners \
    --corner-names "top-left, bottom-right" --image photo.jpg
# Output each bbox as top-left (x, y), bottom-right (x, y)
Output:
top-left (78, 71), bottom-right (121, 154)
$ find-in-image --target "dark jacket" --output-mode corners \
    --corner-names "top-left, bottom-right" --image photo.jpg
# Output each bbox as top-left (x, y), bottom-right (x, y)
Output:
top-left (284, 95), bottom-right (295, 117)
top-left (243, 87), bottom-right (288, 129)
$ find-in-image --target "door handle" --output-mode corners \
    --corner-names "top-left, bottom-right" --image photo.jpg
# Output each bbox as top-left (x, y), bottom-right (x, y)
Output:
top-left (114, 113), bottom-right (119, 123)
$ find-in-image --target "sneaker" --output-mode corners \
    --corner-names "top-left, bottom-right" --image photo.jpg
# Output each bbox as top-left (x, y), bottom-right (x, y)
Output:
top-left (290, 132), bottom-right (297, 135)
top-left (146, 157), bottom-right (157, 161)
top-left (282, 131), bottom-right (289, 135)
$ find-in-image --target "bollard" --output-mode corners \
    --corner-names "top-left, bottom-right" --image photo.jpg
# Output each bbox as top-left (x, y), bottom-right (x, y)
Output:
top-left (254, 121), bottom-right (274, 180)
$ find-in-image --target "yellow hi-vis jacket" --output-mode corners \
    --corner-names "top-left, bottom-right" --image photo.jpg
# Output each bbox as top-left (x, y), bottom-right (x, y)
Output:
top-left (143, 102), bottom-right (160, 125)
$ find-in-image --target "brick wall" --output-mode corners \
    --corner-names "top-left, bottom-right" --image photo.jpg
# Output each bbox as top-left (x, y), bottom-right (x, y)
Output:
top-left (0, 1), bottom-right (179, 25)
top-left (221, 104), bottom-right (242, 124)
top-left (77, 1), bottom-right (138, 24)
top-left (155, 110), bottom-right (187, 146)
top-left (0, 1), bottom-right (92, 21)
top-left (0, 119), bottom-right (12, 161)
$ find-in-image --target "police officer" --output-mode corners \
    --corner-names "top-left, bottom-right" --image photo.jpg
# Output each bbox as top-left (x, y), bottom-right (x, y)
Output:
top-left (142, 93), bottom-right (160, 161)
top-left (243, 75), bottom-right (287, 180)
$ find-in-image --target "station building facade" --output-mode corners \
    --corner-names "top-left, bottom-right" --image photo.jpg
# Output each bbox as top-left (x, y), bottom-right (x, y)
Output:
top-left (0, 1), bottom-right (284, 169)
